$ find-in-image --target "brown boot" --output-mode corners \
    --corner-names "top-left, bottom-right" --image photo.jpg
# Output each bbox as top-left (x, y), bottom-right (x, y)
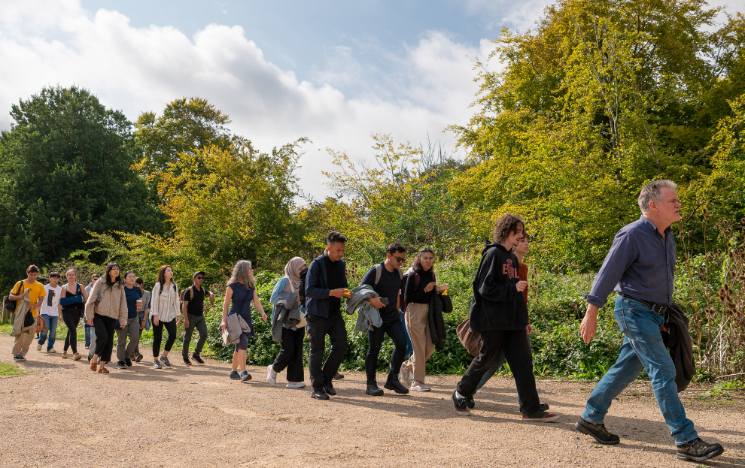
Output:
top-left (98, 362), bottom-right (109, 374)
top-left (90, 355), bottom-right (98, 371)
top-left (73, 353), bottom-right (81, 361)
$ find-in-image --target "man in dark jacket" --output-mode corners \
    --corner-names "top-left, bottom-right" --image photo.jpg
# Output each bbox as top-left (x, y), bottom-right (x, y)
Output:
top-left (452, 214), bottom-right (559, 422)
top-left (305, 232), bottom-right (354, 400)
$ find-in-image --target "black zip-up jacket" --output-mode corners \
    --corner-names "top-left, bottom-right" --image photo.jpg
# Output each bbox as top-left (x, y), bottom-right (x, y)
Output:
top-left (468, 242), bottom-right (528, 332)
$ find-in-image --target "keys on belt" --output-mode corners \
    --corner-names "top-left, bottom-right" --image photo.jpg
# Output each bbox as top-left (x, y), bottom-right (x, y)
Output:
top-left (619, 293), bottom-right (669, 315)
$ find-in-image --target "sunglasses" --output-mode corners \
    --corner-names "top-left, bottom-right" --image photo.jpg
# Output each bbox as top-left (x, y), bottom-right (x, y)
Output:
top-left (392, 255), bottom-right (405, 263)
top-left (195, 276), bottom-right (204, 280)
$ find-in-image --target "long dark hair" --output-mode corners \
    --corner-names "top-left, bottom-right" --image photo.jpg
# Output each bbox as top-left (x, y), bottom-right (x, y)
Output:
top-left (412, 247), bottom-right (435, 274)
top-left (157, 265), bottom-right (176, 291)
top-left (104, 262), bottom-right (122, 286)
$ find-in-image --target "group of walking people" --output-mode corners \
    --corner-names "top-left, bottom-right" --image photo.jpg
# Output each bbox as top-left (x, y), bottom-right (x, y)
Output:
top-left (6, 180), bottom-right (726, 463)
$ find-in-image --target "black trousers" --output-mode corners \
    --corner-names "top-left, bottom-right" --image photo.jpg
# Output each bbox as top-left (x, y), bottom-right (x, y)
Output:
top-left (307, 313), bottom-right (347, 390)
top-left (365, 319), bottom-right (407, 384)
top-left (152, 318), bottom-right (177, 357)
top-left (456, 329), bottom-right (540, 415)
top-left (62, 309), bottom-right (81, 354)
top-left (272, 326), bottom-right (305, 382)
top-left (93, 314), bottom-right (116, 363)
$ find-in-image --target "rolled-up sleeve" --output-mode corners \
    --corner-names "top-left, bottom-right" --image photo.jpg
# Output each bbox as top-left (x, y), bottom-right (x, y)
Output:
top-left (583, 231), bottom-right (638, 308)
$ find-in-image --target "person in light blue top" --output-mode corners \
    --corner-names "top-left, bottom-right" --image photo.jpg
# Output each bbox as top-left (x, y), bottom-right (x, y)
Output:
top-left (266, 257), bottom-right (307, 389)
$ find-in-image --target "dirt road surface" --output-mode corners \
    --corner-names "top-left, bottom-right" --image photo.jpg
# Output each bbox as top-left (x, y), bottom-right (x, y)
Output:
top-left (1, 334), bottom-right (744, 467)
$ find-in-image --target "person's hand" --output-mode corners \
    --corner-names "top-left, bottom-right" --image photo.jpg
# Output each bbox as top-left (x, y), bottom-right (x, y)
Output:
top-left (176, 316), bottom-right (181, 326)
top-left (515, 281), bottom-right (528, 292)
top-left (368, 297), bottom-right (385, 309)
top-left (260, 311), bottom-right (268, 322)
top-left (424, 282), bottom-right (437, 292)
top-left (153, 316), bottom-right (159, 327)
top-left (141, 320), bottom-right (146, 329)
top-left (86, 318), bottom-right (93, 326)
top-left (184, 318), bottom-right (189, 329)
top-left (526, 324), bottom-right (533, 334)
top-left (120, 322), bottom-right (126, 329)
top-left (580, 305), bottom-right (599, 344)
top-left (329, 288), bottom-right (346, 298)
top-left (209, 292), bottom-right (215, 304)
top-left (343, 290), bottom-right (354, 299)
top-left (220, 321), bottom-right (227, 331)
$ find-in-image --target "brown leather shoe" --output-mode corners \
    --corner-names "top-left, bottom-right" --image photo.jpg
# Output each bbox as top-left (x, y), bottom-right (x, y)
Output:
top-left (90, 355), bottom-right (98, 371)
top-left (73, 353), bottom-right (81, 361)
top-left (98, 363), bottom-right (109, 374)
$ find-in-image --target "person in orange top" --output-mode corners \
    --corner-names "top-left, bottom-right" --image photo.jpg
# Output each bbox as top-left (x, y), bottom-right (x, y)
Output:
top-left (472, 235), bottom-right (547, 412)
top-left (9, 265), bottom-right (47, 360)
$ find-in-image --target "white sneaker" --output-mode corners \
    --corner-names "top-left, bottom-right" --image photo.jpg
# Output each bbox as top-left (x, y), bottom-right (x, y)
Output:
top-left (47, 348), bottom-right (56, 353)
top-left (286, 382), bottom-right (306, 389)
top-left (411, 381), bottom-right (431, 392)
top-left (267, 365), bottom-right (277, 384)
top-left (37, 344), bottom-right (42, 351)
top-left (399, 365), bottom-right (412, 389)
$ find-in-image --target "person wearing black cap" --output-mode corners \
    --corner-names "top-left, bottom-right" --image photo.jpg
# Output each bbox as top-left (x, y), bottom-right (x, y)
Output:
top-left (181, 271), bottom-right (215, 365)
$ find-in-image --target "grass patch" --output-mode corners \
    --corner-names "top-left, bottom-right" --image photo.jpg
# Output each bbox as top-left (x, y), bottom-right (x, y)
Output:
top-left (0, 362), bottom-right (30, 377)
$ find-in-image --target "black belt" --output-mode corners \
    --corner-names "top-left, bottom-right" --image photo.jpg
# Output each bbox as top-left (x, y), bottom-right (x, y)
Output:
top-left (619, 293), bottom-right (669, 314)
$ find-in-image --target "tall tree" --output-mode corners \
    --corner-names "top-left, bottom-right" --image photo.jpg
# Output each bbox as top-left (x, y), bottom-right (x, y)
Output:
top-left (0, 85), bottom-right (163, 290)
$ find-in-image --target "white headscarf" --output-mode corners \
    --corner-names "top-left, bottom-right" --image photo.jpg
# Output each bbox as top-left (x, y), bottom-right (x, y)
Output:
top-left (284, 257), bottom-right (306, 293)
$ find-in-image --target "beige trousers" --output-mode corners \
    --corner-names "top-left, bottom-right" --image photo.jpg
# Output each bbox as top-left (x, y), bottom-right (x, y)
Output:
top-left (12, 328), bottom-right (35, 357)
top-left (402, 303), bottom-right (434, 383)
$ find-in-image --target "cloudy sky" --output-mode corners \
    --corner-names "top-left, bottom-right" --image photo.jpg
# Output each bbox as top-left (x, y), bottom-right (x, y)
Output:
top-left (0, 0), bottom-right (740, 199)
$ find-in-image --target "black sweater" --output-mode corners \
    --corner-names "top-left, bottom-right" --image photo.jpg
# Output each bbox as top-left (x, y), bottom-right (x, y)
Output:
top-left (468, 242), bottom-right (528, 332)
top-left (405, 269), bottom-right (436, 304)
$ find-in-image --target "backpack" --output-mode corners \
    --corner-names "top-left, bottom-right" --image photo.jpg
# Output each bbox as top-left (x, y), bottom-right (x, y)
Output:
top-left (4, 281), bottom-right (24, 311)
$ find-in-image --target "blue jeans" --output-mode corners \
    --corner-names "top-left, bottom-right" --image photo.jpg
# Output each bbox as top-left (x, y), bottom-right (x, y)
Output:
top-left (38, 314), bottom-right (59, 350)
top-left (85, 324), bottom-right (92, 347)
top-left (581, 297), bottom-right (698, 445)
top-left (476, 333), bottom-right (532, 391)
top-left (400, 311), bottom-right (413, 358)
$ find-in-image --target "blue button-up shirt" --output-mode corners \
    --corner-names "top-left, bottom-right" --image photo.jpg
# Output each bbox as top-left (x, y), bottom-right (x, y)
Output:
top-left (583, 216), bottom-right (675, 308)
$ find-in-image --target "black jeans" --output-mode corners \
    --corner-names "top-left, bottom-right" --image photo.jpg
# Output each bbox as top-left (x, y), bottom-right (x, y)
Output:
top-left (62, 309), bottom-right (81, 354)
top-left (272, 326), bottom-right (305, 382)
top-left (456, 329), bottom-right (540, 415)
top-left (93, 314), bottom-right (116, 363)
top-left (152, 318), bottom-right (177, 357)
top-left (365, 319), bottom-right (407, 384)
top-left (307, 313), bottom-right (348, 390)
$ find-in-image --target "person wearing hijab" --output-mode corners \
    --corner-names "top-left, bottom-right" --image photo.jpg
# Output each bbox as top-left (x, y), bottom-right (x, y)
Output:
top-left (266, 257), bottom-right (307, 389)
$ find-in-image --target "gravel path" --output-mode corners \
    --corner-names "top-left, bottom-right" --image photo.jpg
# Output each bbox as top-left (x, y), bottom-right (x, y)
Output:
top-left (1, 333), bottom-right (744, 467)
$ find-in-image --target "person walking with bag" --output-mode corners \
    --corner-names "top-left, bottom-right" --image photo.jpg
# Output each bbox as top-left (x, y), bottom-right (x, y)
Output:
top-left (451, 214), bottom-right (558, 422)
top-left (60, 269), bottom-right (87, 361)
top-left (399, 248), bottom-right (445, 392)
top-left (115, 271), bottom-right (142, 369)
top-left (9, 265), bottom-right (46, 360)
top-left (85, 263), bottom-right (127, 374)
top-left (181, 271), bottom-right (214, 366)
top-left (305, 232), bottom-right (354, 400)
top-left (150, 265), bottom-right (180, 369)
top-left (576, 181), bottom-right (724, 462)
top-left (267, 257), bottom-right (307, 389)
top-left (220, 260), bottom-right (267, 381)
top-left (359, 244), bottom-right (410, 396)
top-left (37, 271), bottom-right (62, 353)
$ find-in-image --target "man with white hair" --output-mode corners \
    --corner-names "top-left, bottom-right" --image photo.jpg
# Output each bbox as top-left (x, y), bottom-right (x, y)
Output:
top-left (576, 180), bottom-right (724, 462)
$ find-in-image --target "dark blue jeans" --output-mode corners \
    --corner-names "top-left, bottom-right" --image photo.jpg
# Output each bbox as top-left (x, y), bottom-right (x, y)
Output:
top-left (400, 311), bottom-right (413, 358)
top-left (365, 319), bottom-right (408, 384)
top-left (581, 297), bottom-right (698, 445)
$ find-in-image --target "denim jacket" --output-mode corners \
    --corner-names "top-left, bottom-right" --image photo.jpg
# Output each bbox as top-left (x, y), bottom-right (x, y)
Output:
top-left (305, 254), bottom-right (348, 318)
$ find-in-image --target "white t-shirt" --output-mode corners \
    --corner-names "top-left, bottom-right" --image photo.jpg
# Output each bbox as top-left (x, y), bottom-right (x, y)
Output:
top-left (41, 284), bottom-right (62, 316)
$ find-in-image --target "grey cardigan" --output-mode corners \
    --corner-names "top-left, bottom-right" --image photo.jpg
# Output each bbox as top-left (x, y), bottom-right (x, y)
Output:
top-left (345, 285), bottom-right (382, 332)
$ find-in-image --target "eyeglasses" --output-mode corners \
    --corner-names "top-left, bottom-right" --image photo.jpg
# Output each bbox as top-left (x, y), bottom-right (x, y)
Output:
top-left (392, 255), bottom-right (405, 263)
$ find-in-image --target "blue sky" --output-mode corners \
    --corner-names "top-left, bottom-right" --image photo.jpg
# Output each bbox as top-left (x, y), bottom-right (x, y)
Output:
top-left (2, 0), bottom-right (741, 199)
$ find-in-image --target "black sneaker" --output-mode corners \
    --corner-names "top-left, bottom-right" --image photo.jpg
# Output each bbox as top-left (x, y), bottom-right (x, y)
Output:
top-left (452, 391), bottom-right (471, 416)
top-left (311, 388), bottom-right (330, 400)
top-left (384, 377), bottom-right (409, 395)
top-left (676, 438), bottom-right (724, 462)
top-left (366, 383), bottom-right (384, 396)
top-left (116, 361), bottom-right (126, 370)
top-left (191, 354), bottom-right (205, 365)
top-left (333, 372), bottom-right (344, 380)
top-left (182, 357), bottom-right (192, 366)
top-left (125, 358), bottom-right (132, 367)
top-left (466, 395), bottom-right (475, 409)
top-left (575, 418), bottom-right (620, 445)
top-left (324, 381), bottom-right (337, 396)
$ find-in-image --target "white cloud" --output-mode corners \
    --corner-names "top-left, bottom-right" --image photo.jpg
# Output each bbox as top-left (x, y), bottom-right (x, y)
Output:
top-left (0, 1), bottom-right (498, 200)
